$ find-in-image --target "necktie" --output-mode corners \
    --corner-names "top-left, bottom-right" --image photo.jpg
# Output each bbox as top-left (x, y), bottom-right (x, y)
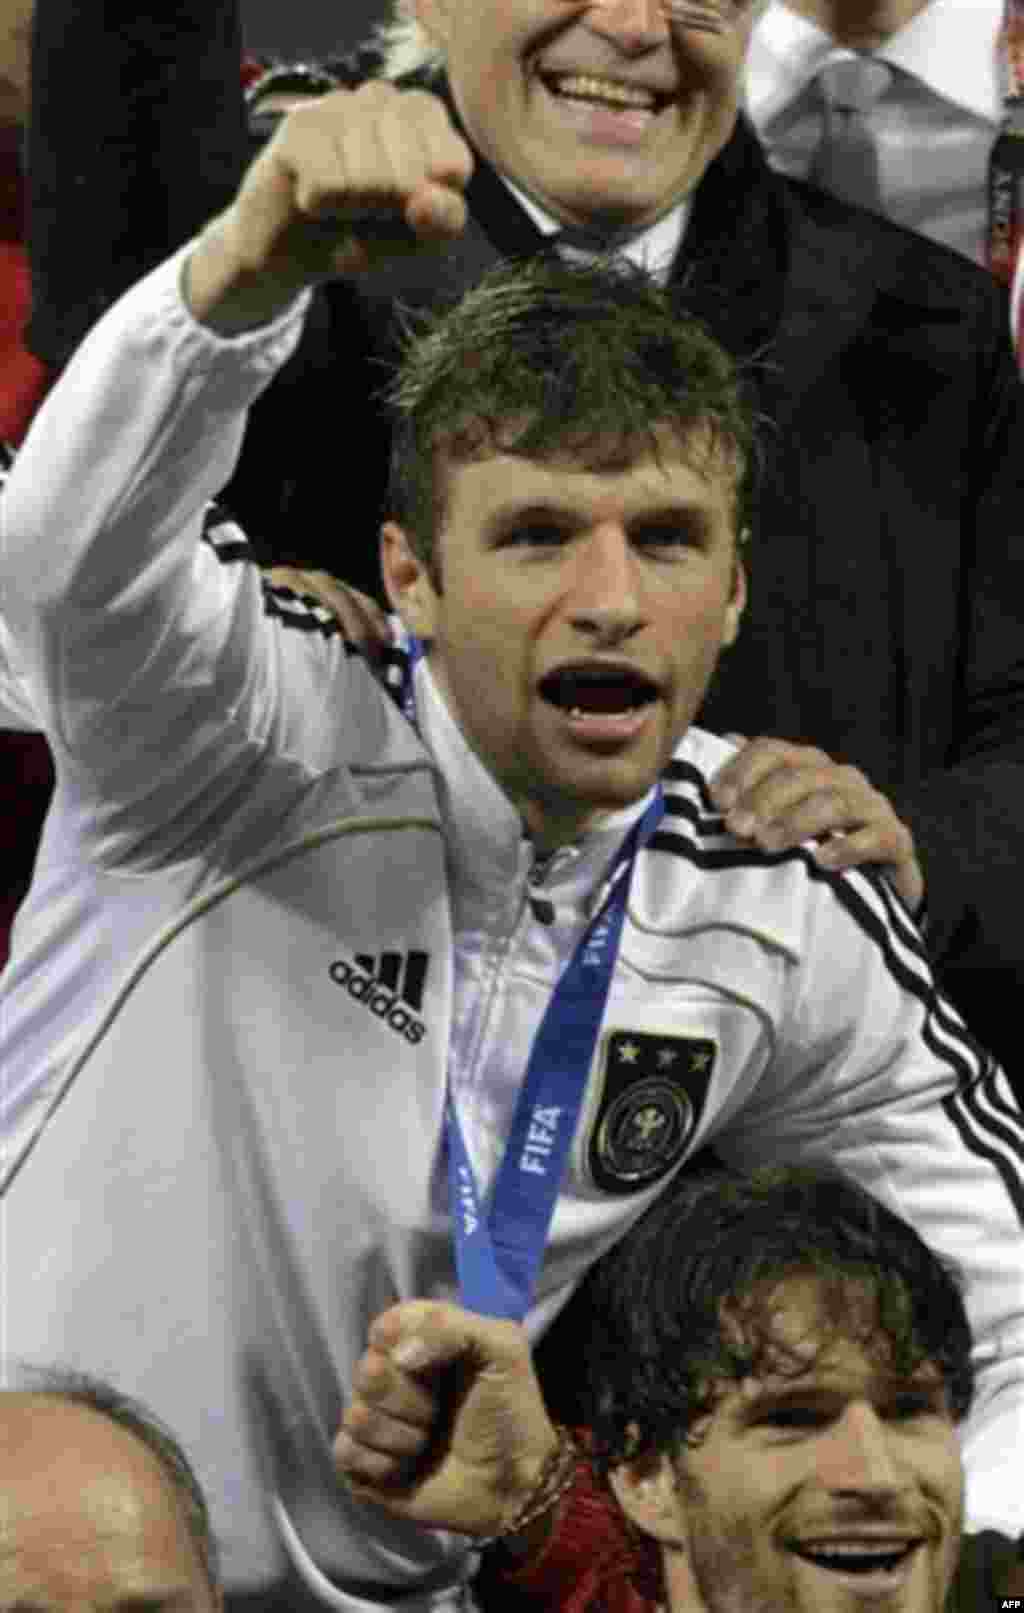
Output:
top-left (554, 223), bottom-right (639, 259)
top-left (810, 52), bottom-right (894, 215)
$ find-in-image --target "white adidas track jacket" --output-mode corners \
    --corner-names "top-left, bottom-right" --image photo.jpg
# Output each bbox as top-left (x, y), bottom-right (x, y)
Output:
top-left (1, 247), bottom-right (1022, 1607)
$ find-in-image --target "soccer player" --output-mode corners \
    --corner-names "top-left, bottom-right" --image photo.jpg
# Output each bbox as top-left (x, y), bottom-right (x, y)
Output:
top-left (2, 211), bottom-right (1022, 1601)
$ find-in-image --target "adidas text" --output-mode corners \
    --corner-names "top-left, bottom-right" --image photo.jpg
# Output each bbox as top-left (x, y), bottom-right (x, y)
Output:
top-left (329, 959), bottom-right (426, 1045)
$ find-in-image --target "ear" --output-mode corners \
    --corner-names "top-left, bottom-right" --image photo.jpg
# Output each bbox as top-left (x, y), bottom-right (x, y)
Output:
top-left (722, 548), bottom-right (747, 649)
top-left (380, 522), bottom-right (441, 642)
top-left (608, 1445), bottom-right (685, 1549)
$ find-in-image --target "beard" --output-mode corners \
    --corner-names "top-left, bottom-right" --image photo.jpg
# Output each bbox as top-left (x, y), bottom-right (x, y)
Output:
top-left (672, 1464), bottom-right (954, 1613)
top-left (686, 1511), bottom-right (780, 1613)
top-left (669, 1464), bottom-right (780, 1613)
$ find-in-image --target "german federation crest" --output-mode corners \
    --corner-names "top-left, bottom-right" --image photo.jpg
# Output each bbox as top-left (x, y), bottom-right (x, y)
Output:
top-left (586, 1030), bottom-right (716, 1194)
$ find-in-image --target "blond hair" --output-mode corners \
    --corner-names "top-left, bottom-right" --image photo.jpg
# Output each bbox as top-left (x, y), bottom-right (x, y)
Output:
top-left (371, 1), bottom-right (445, 80)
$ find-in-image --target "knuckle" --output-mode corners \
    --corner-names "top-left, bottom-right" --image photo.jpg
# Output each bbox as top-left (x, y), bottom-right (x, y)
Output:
top-left (346, 1400), bottom-right (377, 1437)
top-left (356, 1353), bottom-right (391, 1397)
top-left (835, 765), bottom-right (866, 794)
top-left (351, 80), bottom-right (400, 110)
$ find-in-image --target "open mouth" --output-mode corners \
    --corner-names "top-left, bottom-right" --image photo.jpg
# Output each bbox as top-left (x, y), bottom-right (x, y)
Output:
top-left (539, 665), bottom-right (661, 717)
top-left (788, 1539), bottom-right (924, 1587)
top-left (540, 70), bottom-right (673, 116)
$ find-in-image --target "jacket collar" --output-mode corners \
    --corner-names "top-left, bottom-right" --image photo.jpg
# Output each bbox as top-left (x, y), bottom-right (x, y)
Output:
top-left (411, 653), bottom-right (652, 919)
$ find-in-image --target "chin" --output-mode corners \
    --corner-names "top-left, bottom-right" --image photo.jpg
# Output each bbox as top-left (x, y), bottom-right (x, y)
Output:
top-left (562, 766), bottom-right (661, 817)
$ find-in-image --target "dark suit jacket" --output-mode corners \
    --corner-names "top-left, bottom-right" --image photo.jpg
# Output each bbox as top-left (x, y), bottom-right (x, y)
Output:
top-left (23, 8), bottom-right (1024, 1076)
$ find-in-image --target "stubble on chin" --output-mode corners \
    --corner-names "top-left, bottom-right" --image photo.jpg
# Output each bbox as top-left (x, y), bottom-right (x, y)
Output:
top-left (672, 1467), bottom-right (789, 1613)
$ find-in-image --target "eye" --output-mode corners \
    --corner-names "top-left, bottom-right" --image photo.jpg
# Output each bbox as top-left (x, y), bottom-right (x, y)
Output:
top-left (758, 1407), bottom-right (830, 1431)
top-left (884, 1393), bottom-right (942, 1422)
top-left (633, 523), bottom-right (705, 556)
top-left (496, 523), bottom-right (569, 549)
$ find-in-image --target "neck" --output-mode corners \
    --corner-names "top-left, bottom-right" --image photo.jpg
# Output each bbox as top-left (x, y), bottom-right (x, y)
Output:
top-left (782, 0), bottom-right (931, 47)
top-left (520, 801), bottom-right (612, 855)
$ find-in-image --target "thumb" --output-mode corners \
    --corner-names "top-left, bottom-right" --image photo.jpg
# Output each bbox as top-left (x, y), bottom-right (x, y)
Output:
top-left (369, 1299), bottom-right (521, 1377)
top-left (406, 180), bottom-right (469, 242)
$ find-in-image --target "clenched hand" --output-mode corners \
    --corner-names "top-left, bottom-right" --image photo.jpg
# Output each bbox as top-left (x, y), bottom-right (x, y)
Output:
top-left (334, 1299), bottom-right (560, 1538)
top-left (186, 83), bottom-right (474, 333)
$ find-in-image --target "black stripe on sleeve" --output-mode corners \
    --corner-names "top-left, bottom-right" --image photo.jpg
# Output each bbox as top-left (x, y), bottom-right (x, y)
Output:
top-left (649, 826), bottom-right (949, 1032)
top-left (663, 756), bottom-right (722, 815)
top-left (942, 1068), bottom-right (1024, 1226)
top-left (200, 500), bottom-right (252, 561)
top-left (863, 851), bottom-right (935, 971)
top-left (661, 789), bottom-right (728, 839)
top-left (647, 828), bottom-right (984, 1083)
top-left (971, 1062), bottom-right (1024, 1133)
top-left (647, 823), bottom-right (1024, 1212)
top-left (259, 582), bottom-right (347, 640)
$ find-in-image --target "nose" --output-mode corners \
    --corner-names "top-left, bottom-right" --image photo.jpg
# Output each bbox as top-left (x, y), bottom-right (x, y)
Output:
top-left (818, 1404), bottom-right (904, 1499)
top-left (585, 0), bottom-right (670, 50)
top-left (566, 524), bottom-right (646, 642)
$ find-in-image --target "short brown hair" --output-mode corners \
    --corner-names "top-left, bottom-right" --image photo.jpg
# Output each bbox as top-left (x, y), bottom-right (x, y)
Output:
top-left (382, 255), bottom-right (758, 583)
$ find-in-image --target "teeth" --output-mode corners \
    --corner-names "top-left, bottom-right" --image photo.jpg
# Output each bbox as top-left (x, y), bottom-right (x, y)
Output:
top-left (568, 706), bottom-right (632, 720)
top-left (795, 1541), bottom-right (914, 1575)
top-left (801, 1541), bottom-right (910, 1556)
top-left (548, 73), bottom-right (659, 109)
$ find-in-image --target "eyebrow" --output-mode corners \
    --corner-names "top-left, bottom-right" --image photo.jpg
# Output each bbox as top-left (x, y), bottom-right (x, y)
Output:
top-left (484, 500), bottom-right (716, 535)
top-left (737, 1376), bottom-right (949, 1417)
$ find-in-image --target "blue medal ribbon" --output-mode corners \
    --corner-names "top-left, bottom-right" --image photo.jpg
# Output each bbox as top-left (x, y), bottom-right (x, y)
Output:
top-left (398, 630), bottom-right (665, 1320)
top-left (446, 788), bottom-right (664, 1320)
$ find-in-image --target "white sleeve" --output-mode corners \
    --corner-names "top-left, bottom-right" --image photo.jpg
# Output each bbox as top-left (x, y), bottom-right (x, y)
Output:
top-left (717, 865), bottom-right (1024, 1538)
top-left (0, 449), bottom-right (40, 731)
top-left (0, 614), bottom-right (38, 731)
top-left (0, 244), bottom-right (377, 862)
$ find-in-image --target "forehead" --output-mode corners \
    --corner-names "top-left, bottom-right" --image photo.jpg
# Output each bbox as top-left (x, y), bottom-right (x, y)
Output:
top-left (0, 1397), bottom-right (200, 1596)
top-left (444, 428), bottom-right (739, 528)
top-left (720, 1276), bottom-right (945, 1406)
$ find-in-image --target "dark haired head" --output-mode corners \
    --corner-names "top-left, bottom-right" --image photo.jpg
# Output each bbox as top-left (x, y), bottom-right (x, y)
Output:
top-left (382, 254), bottom-right (758, 584)
top-left (582, 1163), bottom-right (975, 1474)
top-left (3, 1363), bottom-right (221, 1593)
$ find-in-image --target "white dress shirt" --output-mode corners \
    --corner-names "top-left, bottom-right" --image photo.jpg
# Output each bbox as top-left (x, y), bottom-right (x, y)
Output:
top-left (745, 0), bottom-right (1003, 265)
top-left (504, 174), bottom-right (690, 283)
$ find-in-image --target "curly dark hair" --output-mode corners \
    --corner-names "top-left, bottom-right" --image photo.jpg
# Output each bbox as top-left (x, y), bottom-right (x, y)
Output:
top-left (581, 1162), bottom-right (975, 1475)
top-left (382, 254), bottom-right (759, 583)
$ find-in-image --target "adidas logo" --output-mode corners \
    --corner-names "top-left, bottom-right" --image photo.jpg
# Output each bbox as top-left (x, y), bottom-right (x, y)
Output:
top-left (329, 950), bottom-right (428, 1046)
